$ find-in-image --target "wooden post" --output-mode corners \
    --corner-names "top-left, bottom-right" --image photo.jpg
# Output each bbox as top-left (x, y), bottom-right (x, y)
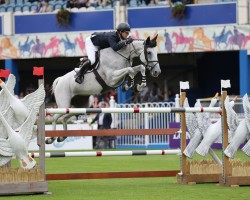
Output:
top-left (37, 79), bottom-right (46, 179)
top-left (221, 90), bottom-right (230, 185)
top-left (180, 92), bottom-right (187, 174)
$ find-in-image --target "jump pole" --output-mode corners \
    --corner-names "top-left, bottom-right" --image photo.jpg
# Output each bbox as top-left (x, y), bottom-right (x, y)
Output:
top-left (46, 107), bottom-right (222, 115)
top-left (30, 149), bottom-right (181, 158)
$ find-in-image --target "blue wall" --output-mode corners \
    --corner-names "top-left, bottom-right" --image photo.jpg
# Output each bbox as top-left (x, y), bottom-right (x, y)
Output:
top-left (128, 3), bottom-right (236, 28)
top-left (14, 10), bottom-right (114, 34)
top-left (13, 3), bottom-right (236, 34)
top-left (239, 50), bottom-right (250, 95)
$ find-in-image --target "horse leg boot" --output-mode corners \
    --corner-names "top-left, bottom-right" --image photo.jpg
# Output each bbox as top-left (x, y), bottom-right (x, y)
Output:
top-left (75, 59), bottom-right (91, 84)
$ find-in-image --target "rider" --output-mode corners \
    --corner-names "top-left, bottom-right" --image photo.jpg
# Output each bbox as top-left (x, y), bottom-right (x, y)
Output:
top-left (75, 22), bottom-right (133, 84)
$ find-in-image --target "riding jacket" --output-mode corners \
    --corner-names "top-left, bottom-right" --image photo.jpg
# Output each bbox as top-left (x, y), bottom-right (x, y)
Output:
top-left (90, 31), bottom-right (127, 51)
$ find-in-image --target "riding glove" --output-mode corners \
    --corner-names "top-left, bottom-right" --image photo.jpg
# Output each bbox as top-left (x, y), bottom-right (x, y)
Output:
top-left (125, 37), bottom-right (133, 45)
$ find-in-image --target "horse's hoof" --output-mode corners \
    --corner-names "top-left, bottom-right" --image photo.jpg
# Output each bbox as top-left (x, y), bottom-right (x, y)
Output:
top-left (45, 137), bottom-right (56, 144)
top-left (57, 137), bottom-right (67, 142)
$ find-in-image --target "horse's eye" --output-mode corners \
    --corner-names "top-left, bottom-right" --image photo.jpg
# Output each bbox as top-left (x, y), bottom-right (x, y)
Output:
top-left (147, 52), bottom-right (151, 55)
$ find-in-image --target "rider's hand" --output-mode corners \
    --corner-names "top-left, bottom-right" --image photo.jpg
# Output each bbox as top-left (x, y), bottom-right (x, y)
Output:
top-left (125, 37), bottom-right (133, 45)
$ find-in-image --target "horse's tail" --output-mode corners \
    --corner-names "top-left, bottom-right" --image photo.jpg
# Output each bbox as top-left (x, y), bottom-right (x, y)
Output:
top-left (51, 77), bottom-right (61, 94)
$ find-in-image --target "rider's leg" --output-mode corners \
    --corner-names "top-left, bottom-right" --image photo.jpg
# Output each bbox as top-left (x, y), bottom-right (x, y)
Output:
top-left (75, 59), bottom-right (91, 84)
top-left (75, 36), bottom-right (97, 84)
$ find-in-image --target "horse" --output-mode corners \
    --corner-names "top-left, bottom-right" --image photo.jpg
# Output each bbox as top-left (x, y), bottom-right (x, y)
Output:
top-left (228, 31), bottom-right (246, 50)
top-left (45, 35), bottom-right (161, 144)
top-left (18, 36), bottom-right (35, 57)
top-left (243, 35), bottom-right (250, 48)
top-left (31, 42), bottom-right (45, 58)
top-left (130, 30), bottom-right (140, 39)
top-left (213, 30), bottom-right (232, 49)
top-left (193, 27), bottom-right (214, 50)
top-left (171, 31), bottom-right (193, 51)
top-left (44, 36), bottom-right (61, 57)
top-left (0, 38), bottom-right (20, 58)
top-left (74, 33), bottom-right (85, 55)
top-left (60, 36), bottom-right (76, 56)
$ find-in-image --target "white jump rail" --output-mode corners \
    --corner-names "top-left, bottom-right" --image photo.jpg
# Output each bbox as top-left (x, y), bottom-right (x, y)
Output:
top-left (46, 107), bottom-right (222, 114)
top-left (30, 149), bottom-right (181, 158)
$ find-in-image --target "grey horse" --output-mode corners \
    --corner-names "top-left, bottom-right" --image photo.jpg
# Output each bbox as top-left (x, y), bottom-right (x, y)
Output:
top-left (46, 35), bottom-right (161, 144)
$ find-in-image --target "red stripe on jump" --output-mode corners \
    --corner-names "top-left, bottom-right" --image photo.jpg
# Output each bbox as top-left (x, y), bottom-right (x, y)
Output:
top-left (96, 152), bottom-right (102, 156)
top-left (162, 150), bottom-right (165, 155)
top-left (134, 108), bottom-right (139, 113)
top-left (45, 112), bottom-right (51, 116)
top-left (200, 107), bottom-right (204, 112)
top-left (66, 108), bottom-right (70, 113)
top-left (31, 153), bottom-right (34, 158)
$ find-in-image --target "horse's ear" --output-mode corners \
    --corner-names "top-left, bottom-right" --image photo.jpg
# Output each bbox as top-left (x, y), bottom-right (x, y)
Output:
top-left (151, 34), bottom-right (158, 42)
top-left (146, 37), bottom-right (150, 45)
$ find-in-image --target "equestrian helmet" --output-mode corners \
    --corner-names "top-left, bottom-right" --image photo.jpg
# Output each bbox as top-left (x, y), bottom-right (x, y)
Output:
top-left (117, 23), bottom-right (130, 32)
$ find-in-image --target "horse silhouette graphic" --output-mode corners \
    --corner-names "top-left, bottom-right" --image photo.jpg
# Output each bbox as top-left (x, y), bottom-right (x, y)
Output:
top-left (213, 27), bottom-right (232, 49)
top-left (75, 33), bottom-right (85, 55)
top-left (18, 36), bottom-right (35, 57)
top-left (60, 34), bottom-right (76, 56)
top-left (31, 36), bottom-right (45, 58)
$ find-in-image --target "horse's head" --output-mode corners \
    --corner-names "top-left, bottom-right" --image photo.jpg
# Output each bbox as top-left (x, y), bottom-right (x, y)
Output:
top-left (139, 34), bottom-right (161, 77)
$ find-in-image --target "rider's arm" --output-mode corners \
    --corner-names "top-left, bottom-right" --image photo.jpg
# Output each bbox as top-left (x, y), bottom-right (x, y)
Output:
top-left (108, 35), bottom-right (126, 51)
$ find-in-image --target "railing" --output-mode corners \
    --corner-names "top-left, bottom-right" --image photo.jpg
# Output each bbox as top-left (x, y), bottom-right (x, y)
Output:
top-left (113, 94), bottom-right (246, 148)
top-left (114, 101), bottom-right (176, 148)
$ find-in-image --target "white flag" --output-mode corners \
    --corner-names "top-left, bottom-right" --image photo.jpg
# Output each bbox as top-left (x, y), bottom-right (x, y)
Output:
top-left (221, 80), bottom-right (231, 89)
top-left (180, 81), bottom-right (190, 90)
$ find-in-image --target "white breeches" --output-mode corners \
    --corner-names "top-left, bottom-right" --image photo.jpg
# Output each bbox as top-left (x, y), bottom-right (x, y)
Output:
top-left (85, 36), bottom-right (99, 65)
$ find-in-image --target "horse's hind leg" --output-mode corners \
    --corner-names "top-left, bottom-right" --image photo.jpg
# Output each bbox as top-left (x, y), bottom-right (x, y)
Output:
top-left (45, 113), bottom-right (63, 144)
top-left (57, 113), bottom-right (76, 142)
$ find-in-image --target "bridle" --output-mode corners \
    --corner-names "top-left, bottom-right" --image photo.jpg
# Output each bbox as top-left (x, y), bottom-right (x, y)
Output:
top-left (116, 39), bottom-right (159, 71)
top-left (141, 43), bottom-right (159, 71)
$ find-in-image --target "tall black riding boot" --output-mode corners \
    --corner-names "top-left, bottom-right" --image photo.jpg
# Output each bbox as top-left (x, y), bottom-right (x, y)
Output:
top-left (75, 59), bottom-right (91, 84)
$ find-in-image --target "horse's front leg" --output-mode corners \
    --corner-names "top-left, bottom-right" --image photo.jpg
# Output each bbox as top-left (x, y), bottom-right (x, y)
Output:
top-left (122, 65), bottom-right (146, 92)
top-left (111, 67), bottom-right (134, 85)
top-left (132, 64), bottom-right (147, 92)
top-left (111, 66), bottom-right (138, 91)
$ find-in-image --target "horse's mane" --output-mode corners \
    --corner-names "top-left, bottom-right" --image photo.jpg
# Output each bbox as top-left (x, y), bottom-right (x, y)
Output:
top-left (133, 38), bottom-right (156, 47)
top-left (133, 39), bottom-right (145, 41)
